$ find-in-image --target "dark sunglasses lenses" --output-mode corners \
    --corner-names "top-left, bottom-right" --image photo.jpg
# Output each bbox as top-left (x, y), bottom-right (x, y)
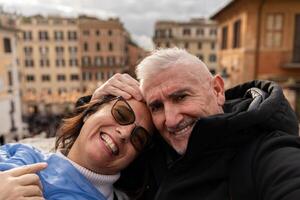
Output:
top-left (111, 98), bottom-right (151, 151)
top-left (112, 99), bottom-right (135, 125)
top-left (131, 127), bottom-right (151, 151)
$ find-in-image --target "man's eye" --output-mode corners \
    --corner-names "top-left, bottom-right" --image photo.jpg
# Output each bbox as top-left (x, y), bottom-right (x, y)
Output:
top-left (149, 104), bottom-right (163, 113)
top-left (174, 94), bottom-right (187, 102)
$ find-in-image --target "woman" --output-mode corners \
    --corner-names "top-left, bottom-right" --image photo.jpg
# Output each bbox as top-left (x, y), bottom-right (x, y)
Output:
top-left (0, 95), bottom-right (154, 200)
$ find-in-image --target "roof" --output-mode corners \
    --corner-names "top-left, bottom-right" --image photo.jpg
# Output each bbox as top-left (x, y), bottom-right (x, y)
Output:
top-left (210, 0), bottom-right (236, 20)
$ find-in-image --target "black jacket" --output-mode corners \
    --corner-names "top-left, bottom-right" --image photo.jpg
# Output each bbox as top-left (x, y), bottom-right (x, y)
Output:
top-left (131, 80), bottom-right (300, 200)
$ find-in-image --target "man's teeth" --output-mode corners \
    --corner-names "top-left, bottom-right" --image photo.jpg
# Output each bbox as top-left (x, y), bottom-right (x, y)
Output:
top-left (101, 134), bottom-right (119, 155)
top-left (173, 125), bottom-right (192, 135)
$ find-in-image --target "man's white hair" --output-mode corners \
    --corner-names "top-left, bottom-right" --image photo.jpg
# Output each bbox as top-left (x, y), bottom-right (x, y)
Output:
top-left (136, 47), bottom-right (211, 85)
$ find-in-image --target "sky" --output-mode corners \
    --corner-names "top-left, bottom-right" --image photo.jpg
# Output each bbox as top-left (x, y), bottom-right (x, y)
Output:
top-left (0, 0), bottom-right (230, 50)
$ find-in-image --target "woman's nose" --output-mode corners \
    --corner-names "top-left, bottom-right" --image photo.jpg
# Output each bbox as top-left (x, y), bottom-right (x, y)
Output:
top-left (115, 124), bottom-right (135, 142)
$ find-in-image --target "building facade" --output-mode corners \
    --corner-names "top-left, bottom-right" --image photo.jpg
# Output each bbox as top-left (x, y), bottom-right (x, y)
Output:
top-left (16, 15), bottom-right (82, 114)
top-left (211, 0), bottom-right (300, 116)
top-left (0, 24), bottom-right (23, 137)
top-left (78, 16), bottom-right (129, 94)
top-left (153, 18), bottom-right (218, 73)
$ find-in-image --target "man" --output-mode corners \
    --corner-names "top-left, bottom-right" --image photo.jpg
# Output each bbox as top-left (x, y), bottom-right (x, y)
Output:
top-left (94, 47), bottom-right (300, 200)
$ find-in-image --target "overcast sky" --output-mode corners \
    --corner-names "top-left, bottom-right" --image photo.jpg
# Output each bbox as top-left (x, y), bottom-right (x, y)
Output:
top-left (0, 0), bottom-right (230, 50)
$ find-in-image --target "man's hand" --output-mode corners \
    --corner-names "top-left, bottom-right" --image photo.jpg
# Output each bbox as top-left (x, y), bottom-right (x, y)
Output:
top-left (92, 73), bottom-right (143, 101)
top-left (0, 162), bottom-right (48, 200)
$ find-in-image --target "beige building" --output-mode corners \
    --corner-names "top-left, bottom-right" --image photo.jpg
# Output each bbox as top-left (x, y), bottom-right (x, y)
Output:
top-left (153, 18), bottom-right (218, 73)
top-left (16, 15), bottom-right (82, 114)
top-left (211, 0), bottom-right (300, 115)
top-left (0, 24), bottom-right (23, 136)
top-left (78, 16), bottom-right (129, 94)
top-left (0, 13), bottom-right (146, 117)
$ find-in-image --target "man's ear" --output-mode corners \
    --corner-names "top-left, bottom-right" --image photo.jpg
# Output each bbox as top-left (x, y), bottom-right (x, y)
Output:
top-left (212, 75), bottom-right (225, 106)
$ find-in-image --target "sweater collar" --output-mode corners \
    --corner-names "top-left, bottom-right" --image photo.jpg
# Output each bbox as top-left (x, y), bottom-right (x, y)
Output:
top-left (57, 152), bottom-right (120, 200)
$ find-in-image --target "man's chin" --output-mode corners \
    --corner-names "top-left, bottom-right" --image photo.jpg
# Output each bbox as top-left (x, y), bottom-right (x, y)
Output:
top-left (168, 131), bottom-right (192, 155)
top-left (175, 147), bottom-right (187, 155)
top-left (171, 141), bottom-right (189, 155)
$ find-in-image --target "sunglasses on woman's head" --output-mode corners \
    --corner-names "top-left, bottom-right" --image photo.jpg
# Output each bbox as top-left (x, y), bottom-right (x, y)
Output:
top-left (110, 96), bottom-right (151, 152)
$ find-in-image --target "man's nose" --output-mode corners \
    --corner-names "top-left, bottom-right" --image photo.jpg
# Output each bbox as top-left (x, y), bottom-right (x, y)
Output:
top-left (164, 104), bottom-right (182, 130)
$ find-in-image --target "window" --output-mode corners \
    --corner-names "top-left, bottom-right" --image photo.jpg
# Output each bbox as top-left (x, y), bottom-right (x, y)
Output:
top-left (41, 74), bottom-right (51, 82)
top-left (211, 42), bottom-right (215, 50)
top-left (39, 46), bottom-right (49, 55)
top-left (184, 42), bottom-right (189, 49)
top-left (70, 74), bottom-right (79, 81)
top-left (57, 74), bottom-right (66, 81)
top-left (68, 31), bottom-right (77, 41)
top-left (26, 75), bottom-right (35, 82)
top-left (82, 56), bottom-right (91, 67)
top-left (265, 13), bottom-right (283, 48)
top-left (54, 31), bottom-right (64, 41)
top-left (69, 59), bottom-right (78, 66)
top-left (96, 43), bottom-right (101, 51)
top-left (39, 31), bottom-right (49, 41)
top-left (96, 30), bottom-right (100, 36)
top-left (108, 30), bottom-right (113, 36)
top-left (183, 28), bottom-right (191, 36)
top-left (69, 46), bottom-right (77, 54)
top-left (107, 56), bottom-right (115, 66)
top-left (23, 31), bottom-right (32, 41)
top-left (95, 56), bottom-right (103, 66)
top-left (58, 88), bottom-right (67, 95)
top-left (83, 42), bottom-right (88, 52)
top-left (55, 46), bottom-right (64, 55)
top-left (233, 19), bottom-right (241, 48)
top-left (7, 71), bottom-right (13, 86)
top-left (25, 59), bottom-right (34, 67)
top-left (40, 59), bottom-right (50, 67)
top-left (56, 59), bottom-right (65, 67)
top-left (96, 72), bottom-right (101, 80)
top-left (196, 28), bottom-right (204, 35)
top-left (3, 38), bottom-right (12, 53)
top-left (55, 46), bottom-right (64, 53)
top-left (293, 14), bottom-right (300, 63)
top-left (210, 29), bottom-right (217, 36)
top-left (221, 26), bottom-right (228, 50)
top-left (24, 46), bottom-right (33, 56)
top-left (108, 42), bottom-right (113, 51)
top-left (209, 54), bottom-right (217, 62)
top-left (198, 42), bottom-right (202, 50)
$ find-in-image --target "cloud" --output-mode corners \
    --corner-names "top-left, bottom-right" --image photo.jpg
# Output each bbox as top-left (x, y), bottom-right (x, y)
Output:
top-left (131, 34), bottom-right (154, 51)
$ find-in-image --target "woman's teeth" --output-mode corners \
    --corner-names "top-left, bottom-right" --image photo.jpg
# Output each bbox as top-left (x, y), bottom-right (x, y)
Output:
top-left (100, 133), bottom-right (119, 155)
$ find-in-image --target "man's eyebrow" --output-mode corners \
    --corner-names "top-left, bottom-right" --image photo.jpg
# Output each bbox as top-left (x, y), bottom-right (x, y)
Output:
top-left (148, 100), bottom-right (162, 108)
top-left (168, 88), bottom-right (189, 98)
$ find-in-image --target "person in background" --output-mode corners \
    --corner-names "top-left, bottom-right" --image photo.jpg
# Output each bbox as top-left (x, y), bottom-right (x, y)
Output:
top-left (92, 47), bottom-right (300, 200)
top-left (0, 95), bottom-right (153, 200)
